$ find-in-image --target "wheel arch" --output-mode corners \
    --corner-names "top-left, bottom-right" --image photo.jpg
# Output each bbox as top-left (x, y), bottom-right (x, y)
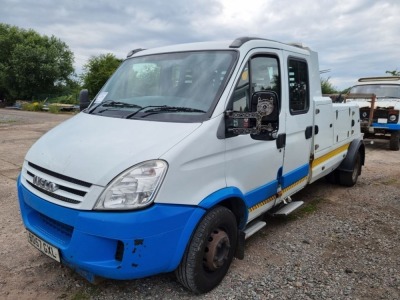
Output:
top-left (198, 187), bottom-right (248, 230)
top-left (337, 137), bottom-right (365, 173)
top-left (169, 187), bottom-right (248, 272)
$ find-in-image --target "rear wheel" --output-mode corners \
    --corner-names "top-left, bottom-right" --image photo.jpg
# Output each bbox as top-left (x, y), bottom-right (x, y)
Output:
top-left (389, 131), bottom-right (400, 151)
top-left (339, 152), bottom-right (361, 187)
top-left (175, 206), bottom-right (237, 294)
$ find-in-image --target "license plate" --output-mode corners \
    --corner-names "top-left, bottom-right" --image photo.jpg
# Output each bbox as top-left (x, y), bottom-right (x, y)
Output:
top-left (27, 231), bottom-right (60, 262)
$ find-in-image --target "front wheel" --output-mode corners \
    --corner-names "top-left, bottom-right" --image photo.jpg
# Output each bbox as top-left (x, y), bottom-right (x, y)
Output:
top-left (175, 206), bottom-right (237, 294)
top-left (339, 152), bottom-right (361, 187)
top-left (389, 131), bottom-right (400, 151)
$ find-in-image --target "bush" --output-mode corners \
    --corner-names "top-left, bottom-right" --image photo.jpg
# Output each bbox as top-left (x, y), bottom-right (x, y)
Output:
top-left (22, 101), bottom-right (44, 111)
top-left (48, 104), bottom-right (61, 114)
top-left (48, 95), bottom-right (78, 105)
top-left (321, 77), bottom-right (337, 94)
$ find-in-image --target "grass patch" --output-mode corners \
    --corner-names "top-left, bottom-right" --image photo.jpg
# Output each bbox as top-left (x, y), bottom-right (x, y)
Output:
top-left (380, 178), bottom-right (398, 186)
top-left (288, 197), bottom-right (325, 220)
top-left (70, 286), bottom-right (100, 300)
top-left (70, 291), bottom-right (90, 300)
top-left (0, 118), bottom-right (17, 124)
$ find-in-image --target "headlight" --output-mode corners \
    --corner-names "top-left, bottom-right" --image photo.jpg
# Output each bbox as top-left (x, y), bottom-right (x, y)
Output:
top-left (389, 114), bottom-right (397, 122)
top-left (95, 160), bottom-right (168, 210)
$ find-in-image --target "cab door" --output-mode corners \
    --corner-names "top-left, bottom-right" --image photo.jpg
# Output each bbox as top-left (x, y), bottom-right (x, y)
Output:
top-left (224, 51), bottom-right (285, 222)
top-left (279, 54), bottom-right (313, 197)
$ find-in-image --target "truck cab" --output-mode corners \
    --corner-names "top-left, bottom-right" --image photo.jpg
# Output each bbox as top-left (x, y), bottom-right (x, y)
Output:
top-left (17, 37), bottom-right (365, 294)
top-left (347, 76), bottom-right (400, 150)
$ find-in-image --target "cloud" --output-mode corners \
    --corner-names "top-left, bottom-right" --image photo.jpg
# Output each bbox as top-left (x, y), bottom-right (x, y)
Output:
top-left (1, 0), bottom-right (399, 89)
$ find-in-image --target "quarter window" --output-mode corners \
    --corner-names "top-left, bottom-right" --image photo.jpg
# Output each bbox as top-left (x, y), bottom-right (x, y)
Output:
top-left (288, 59), bottom-right (309, 114)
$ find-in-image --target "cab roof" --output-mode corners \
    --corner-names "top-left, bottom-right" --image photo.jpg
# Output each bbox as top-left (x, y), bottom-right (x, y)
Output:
top-left (357, 76), bottom-right (400, 85)
top-left (127, 37), bottom-right (312, 58)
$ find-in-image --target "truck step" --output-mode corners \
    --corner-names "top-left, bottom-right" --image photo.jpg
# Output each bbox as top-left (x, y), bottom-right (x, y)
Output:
top-left (244, 221), bottom-right (267, 240)
top-left (273, 201), bottom-right (304, 216)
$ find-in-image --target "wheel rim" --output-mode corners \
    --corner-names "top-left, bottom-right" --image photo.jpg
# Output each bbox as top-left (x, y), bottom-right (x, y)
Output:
top-left (203, 229), bottom-right (230, 271)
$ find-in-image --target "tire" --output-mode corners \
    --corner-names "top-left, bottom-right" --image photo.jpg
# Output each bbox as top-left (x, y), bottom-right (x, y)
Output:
top-left (389, 131), bottom-right (400, 151)
top-left (175, 206), bottom-right (237, 294)
top-left (339, 152), bottom-right (361, 187)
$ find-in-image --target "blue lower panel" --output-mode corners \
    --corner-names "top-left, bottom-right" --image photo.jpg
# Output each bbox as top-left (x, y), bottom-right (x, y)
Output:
top-left (281, 163), bottom-right (309, 189)
top-left (199, 182), bottom-right (278, 213)
top-left (17, 177), bottom-right (205, 280)
top-left (372, 123), bottom-right (400, 130)
top-left (244, 180), bottom-right (278, 208)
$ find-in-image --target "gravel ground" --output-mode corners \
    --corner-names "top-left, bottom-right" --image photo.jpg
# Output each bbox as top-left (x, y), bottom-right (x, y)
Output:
top-left (0, 109), bottom-right (399, 299)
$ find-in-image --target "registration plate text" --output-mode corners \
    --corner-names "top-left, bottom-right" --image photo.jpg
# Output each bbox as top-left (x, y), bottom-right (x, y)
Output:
top-left (28, 231), bottom-right (60, 262)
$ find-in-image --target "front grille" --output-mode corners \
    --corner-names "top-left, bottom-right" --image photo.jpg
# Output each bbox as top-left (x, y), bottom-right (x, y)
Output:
top-left (23, 161), bottom-right (93, 205)
top-left (360, 108), bottom-right (392, 122)
top-left (31, 211), bottom-right (74, 246)
top-left (26, 180), bottom-right (81, 204)
top-left (39, 212), bottom-right (73, 238)
top-left (374, 109), bottom-right (389, 119)
top-left (27, 170), bottom-right (86, 197)
top-left (28, 162), bottom-right (91, 187)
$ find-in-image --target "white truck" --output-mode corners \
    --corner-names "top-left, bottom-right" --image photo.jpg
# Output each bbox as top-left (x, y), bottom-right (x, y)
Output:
top-left (17, 37), bottom-right (365, 294)
top-left (346, 76), bottom-right (400, 150)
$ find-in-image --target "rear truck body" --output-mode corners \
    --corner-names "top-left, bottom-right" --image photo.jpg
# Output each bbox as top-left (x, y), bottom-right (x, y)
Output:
top-left (346, 76), bottom-right (400, 150)
top-left (17, 37), bottom-right (365, 293)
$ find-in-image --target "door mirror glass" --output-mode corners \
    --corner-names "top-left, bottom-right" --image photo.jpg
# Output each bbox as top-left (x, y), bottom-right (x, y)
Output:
top-left (79, 89), bottom-right (90, 111)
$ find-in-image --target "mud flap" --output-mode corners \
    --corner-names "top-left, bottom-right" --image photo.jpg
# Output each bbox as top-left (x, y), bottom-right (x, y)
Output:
top-left (235, 230), bottom-right (245, 260)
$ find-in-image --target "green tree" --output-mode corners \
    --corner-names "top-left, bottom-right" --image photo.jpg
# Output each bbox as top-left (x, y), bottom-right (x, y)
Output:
top-left (321, 77), bottom-right (337, 94)
top-left (0, 23), bottom-right (75, 103)
top-left (386, 69), bottom-right (400, 76)
top-left (81, 53), bottom-right (122, 97)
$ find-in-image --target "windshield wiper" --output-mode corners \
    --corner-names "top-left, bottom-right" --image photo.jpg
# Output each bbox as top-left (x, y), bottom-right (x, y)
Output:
top-left (88, 100), bottom-right (142, 114)
top-left (125, 105), bottom-right (206, 119)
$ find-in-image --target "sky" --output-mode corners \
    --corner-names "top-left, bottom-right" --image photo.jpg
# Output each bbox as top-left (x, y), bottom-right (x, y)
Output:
top-left (1, 0), bottom-right (399, 90)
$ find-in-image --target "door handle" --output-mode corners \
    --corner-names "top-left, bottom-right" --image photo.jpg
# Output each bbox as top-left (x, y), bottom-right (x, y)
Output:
top-left (305, 126), bottom-right (313, 139)
top-left (305, 126), bottom-right (319, 139)
top-left (276, 133), bottom-right (286, 149)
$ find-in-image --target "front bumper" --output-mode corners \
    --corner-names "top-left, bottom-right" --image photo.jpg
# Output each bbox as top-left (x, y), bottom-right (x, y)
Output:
top-left (371, 123), bottom-right (400, 130)
top-left (17, 176), bottom-right (205, 281)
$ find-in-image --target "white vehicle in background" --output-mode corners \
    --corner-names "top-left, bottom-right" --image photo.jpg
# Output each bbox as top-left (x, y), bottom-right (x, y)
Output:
top-left (17, 37), bottom-right (365, 294)
top-left (346, 76), bottom-right (400, 150)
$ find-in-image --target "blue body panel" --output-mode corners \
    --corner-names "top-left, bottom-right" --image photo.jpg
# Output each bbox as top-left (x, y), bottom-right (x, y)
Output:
top-left (17, 162), bottom-right (310, 282)
top-left (244, 180), bottom-right (278, 208)
top-left (372, 123), bottom-right (400, 130)
top-left (281, 163), bottom-right (309, 189)
top-left (17, 177), bottom-right (205, 280)
top-left (198, 186), bottom-right (244, 209)
top-left (198, 182), bottom-right (278, 214)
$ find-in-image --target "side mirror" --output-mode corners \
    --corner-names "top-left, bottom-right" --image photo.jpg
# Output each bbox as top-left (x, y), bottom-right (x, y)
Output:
top-left (225, 91), bottom-right (279, 140)
top-left (79, 89), bottom-right (90, 111)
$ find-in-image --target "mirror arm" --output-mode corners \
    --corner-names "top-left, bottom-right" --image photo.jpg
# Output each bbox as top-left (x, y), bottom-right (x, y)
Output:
top-left (225, 91), bottom-right (279, 139)
top-left (225, 108), bottom-right (271, 135)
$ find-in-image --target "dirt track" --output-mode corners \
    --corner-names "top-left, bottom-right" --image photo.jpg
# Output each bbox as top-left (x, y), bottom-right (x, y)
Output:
top-left (0, 109), bottom-right (399, 299)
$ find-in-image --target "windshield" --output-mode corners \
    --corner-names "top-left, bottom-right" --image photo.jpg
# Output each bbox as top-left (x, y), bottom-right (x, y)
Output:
top-left (349, 84), bottom-right (400, 99)
top-left (87, 50), bottom-right (237, 122)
